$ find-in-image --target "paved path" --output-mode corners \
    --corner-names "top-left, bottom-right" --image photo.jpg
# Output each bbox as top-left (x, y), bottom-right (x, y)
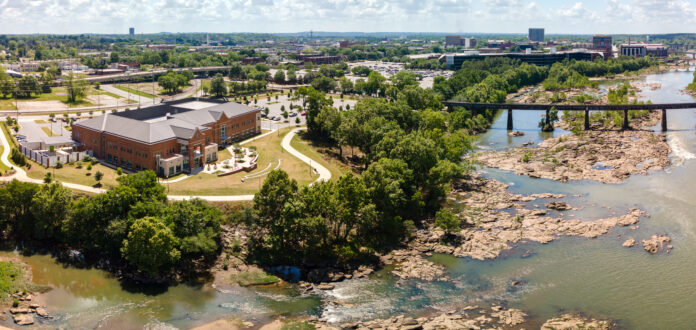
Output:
top-left (281, 127), bottom-right (331, 185)
top-left (0, 125), bottom-right (331, 201)
top-left (0, 126), bottom-right (106, 194)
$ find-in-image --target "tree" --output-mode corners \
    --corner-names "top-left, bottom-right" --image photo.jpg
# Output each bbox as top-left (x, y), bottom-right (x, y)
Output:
top-left (29, 183), bottom-right (71, 240)
top-left (110, 52), bottom-right (120, 63)
top-left (64, 72), bottom-right (88, 103)
top-left (0, 76), bottom-right (14, 98)
top-left (121, 216), bottom-right (181, 276)
top-left (16, 75), bottom-right (40, 98)
top-left (94, 171), bottom-right (104, 186)
top-left (282, 111), bottom-right (289, 119)
top-left (435, 209), bottom-right (460, 235)
top-left (210, 73), bottom-right (227, 98)
top-left (390, 71), bottom-right (420, 90)
top-left (311, 76), bottom-right (336, 93)
top-left (273, 70), bottom-right (286, 84)
top-left (228, 62), bottom-right (243, 79)
top-left (43, 172), bottom-right (52, 184)
top-left (162, 199), bottom-right (222, 257)
top-left (365, 71), bottom-right (386, 96)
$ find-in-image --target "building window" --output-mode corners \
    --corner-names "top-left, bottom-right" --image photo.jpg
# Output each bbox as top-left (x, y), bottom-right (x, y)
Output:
top-left (169, 166), bottom-right (174, 175)
top-left (176, 165), bottom-right (181, 173)
top-left (221, 125), bottom-right (226, 139)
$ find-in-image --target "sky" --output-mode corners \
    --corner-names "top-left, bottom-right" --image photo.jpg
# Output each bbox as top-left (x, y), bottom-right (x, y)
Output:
top-left (0, 0), bottom-right (695, 35)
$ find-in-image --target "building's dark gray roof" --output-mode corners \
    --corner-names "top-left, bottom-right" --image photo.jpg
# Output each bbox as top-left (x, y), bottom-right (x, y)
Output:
top-left (74, 101), bottom-right (257, 144)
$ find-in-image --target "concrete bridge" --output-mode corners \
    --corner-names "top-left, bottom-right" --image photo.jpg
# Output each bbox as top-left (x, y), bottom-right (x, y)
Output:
top-left (442, 101), bottom-right (696, 131)
top-left (83, 66), bottom-right (232, 84)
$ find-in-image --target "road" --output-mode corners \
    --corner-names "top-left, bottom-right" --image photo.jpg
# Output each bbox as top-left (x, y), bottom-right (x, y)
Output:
top-left (0, 125), bottom-right (331, 201)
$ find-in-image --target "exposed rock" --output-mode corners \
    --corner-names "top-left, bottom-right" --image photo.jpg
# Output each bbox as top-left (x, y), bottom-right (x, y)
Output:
top-left (642, 234), bottom-right (672, 254)
top-left (491, 308), bottom-right (526, 326)
top-left (33, 308), bottom-right (49, 318)
top-left (476, 116), bottom-right (671, 184)
top-left (546, 201), bottom-right (572, 211)
top-left (13, 313), bottom-right (34, 326)
top-left (508, 130), bottom-right (525, 137)
top-left (9, 308), bottom-right (31, 314)
top-left (413, 176), bottom-right (650, 261)
top-left (383, 249), bottom-right (445, 282)
top-left (541, 313), bottom-right (612, 329)
top-left (622, 238), bottom-right (636, 247)
top-left (316, 283), bottom-right (335, 290)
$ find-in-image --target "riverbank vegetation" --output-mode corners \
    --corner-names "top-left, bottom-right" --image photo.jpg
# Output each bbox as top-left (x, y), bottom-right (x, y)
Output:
top-left (0, 172), bottom-right (224, 280)
top-left (561, 82), bottom-right (653, 131)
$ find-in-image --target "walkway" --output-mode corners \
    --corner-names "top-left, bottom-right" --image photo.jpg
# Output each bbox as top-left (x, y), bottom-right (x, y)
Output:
top-left (281, 127), bottom-right (331, 185)
top-left (0, 126), bottom-right (331, 201)
top-left (0, 127), bottom-right (106, 194)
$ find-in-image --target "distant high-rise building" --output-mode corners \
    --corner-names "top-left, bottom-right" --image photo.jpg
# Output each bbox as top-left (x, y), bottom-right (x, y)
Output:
top-left (528, 28), bottom-right (544, 42)
top-left (593, 35), bottom-right (613, 59)
top-left (593, 35), bottom-right (612, 50)
top-left (129, 27), bottom-right (134, 35)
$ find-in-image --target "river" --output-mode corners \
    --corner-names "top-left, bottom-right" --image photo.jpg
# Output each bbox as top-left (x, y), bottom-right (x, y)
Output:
top-left (3, 69), bottom-right (696, 329)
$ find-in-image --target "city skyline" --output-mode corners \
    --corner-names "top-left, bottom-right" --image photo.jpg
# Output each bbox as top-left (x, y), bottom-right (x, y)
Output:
top-left (1, 0), bottom-right (695, 35)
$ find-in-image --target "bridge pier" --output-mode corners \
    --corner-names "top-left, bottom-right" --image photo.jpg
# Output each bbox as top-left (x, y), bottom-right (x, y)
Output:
top-left (545, 109), bottom-right (550, 127)
top-left (507, 108), bottom-right (513, 130)
top-left (584, 110), bottom-right (590, 130)
top-left (662, 109), bottom-right (667, 131)
top-left (622, 110), bottom-right (629, 130)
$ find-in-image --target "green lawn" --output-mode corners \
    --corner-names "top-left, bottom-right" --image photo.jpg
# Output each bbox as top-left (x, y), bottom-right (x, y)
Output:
top-left (0, 261), bottom-right (26, 301)
top-left (27, 161), bottom-right (122, 189)
top-left (290, 131), bottom-right (351, 181)
top-left (0, 87), bottom-right (100, 109)
top-left (166, 128), bottom-right (319, 196)
top-left (113, 85), bottom-right (157, 99)
top-left (40, 126), bottom-right (59, 137)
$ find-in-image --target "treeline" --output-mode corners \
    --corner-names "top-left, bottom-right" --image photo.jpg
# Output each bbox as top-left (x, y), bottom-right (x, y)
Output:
top-left (543, 57), bottom-right (656, 90)
top-left (0, 172), bottom-right (223, 278)
top-left (242, 86), bottom-right (472, 264)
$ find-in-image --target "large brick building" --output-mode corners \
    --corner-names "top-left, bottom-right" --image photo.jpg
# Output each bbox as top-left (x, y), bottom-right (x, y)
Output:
top-left (72, 99), bottom-right (261, 177)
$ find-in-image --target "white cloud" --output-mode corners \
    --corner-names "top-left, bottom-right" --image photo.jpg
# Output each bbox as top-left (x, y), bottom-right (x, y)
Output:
top-left (0, 0), bottom-right (695, 34)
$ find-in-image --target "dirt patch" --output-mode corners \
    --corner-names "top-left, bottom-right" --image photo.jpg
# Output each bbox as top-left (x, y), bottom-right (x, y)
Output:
top-left (17, 100), bottom-right (68, 111)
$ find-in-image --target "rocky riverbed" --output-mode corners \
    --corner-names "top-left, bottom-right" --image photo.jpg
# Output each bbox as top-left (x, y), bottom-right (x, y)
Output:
top-left (298, 305), bottom-right (611, 330)
top-left (404, 176), bottom-right (650, 261)
top-left (477, 121), bottom-right (670, 184)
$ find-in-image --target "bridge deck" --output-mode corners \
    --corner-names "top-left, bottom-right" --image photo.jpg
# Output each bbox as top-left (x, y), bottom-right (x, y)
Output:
top-left (442, 101), bottom-right (685, 131)
top-left (442, 102), bottom-right (696, 111)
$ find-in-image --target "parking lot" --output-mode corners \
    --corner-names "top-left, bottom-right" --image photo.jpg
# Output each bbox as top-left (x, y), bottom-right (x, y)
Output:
top-left (254, 94), bottom-right (357, 129)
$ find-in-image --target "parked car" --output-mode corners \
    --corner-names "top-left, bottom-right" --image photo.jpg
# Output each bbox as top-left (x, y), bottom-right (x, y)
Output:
top-left (261, 113), bottom-right (268, 118)
top-left (273, 117), bottom-right (281, 121)
top-left (301, 112), bottom-right (306, 116)
top-left (289, 112), bottom-right (297, 117)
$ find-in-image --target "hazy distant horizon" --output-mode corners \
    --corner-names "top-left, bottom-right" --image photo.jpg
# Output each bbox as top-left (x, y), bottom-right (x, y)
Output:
top-left (1, 0), bottom-right (695, 35)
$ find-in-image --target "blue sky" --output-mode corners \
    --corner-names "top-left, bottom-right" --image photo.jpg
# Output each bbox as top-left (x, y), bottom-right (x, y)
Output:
top-left (0, 0), bottom-right (694, 35)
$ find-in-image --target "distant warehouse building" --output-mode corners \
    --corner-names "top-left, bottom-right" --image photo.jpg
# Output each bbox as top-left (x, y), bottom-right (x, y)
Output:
top-left (440, 50), bottom-right (603, 70)
top-left (72, 99), bottom-right (261, 178)
top-left (445, 36), bottom-right (476, 48)
top-left (619, 43), bottom-right (668, 57)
